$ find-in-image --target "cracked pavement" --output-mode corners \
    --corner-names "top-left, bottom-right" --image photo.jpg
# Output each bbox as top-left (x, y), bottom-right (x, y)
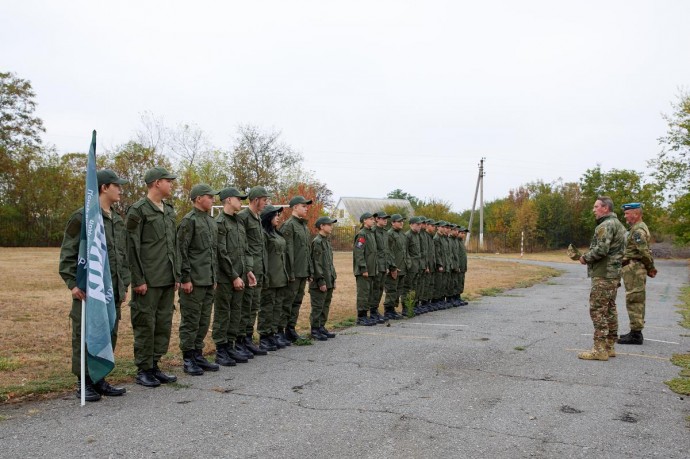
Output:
top-left (1, 259), bottom-right (688, 458)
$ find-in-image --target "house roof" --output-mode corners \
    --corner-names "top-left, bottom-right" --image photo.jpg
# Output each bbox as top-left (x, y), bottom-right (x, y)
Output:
top-left (335, 197), bottom-right (414, 220)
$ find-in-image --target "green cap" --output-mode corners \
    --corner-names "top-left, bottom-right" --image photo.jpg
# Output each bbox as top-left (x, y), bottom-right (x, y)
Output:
top-left (374, 211), bottom-right (390, 219)
top-left (190, 184), bottom-right (219, 200)
top-left (289, 195), bottom-right (313, 207)
top-left (144, 167), bottom-right (177, 184)
top-left (390, 213), bottom-right (405, 222)
top-left (248, 186), bottom-right (270, 200)
top-left (443, 221), bottom-right (452, 227)
top-left (260, 204), bottom-right (283, 218)
top-left (315, 216), bottom-right (337, 227)
top-left (434, 220), bottom-right (445, 226)
top-left (360, 212), bottom-right (374, 222)
top-left (409, 216), bottom-right (423, 224)
top-left (460, 226), bottom-right (469, 232)
top-left (97, 169), bottom-right (128, 187)
top-left (219, 187), bottom-right (248, 201)
top-left (426, 219), bottom-right (436, 225)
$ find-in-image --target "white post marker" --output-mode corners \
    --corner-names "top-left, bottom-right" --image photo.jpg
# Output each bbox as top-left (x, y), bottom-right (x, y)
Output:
top-left (521, 231), bottom-right (524, 258)
top-left (80, 299), bottom-right (86, 406)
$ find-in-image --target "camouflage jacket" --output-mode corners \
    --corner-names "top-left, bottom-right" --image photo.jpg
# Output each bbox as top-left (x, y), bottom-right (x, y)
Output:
top-left (623, 221), bottom-right (655, 272)
top-left (583, 212), bottom-right (626, 279)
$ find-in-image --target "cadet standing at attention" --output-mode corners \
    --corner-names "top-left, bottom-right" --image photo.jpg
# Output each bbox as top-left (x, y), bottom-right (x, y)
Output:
top-left (279, 196), bottom-right (313, 343)
top-left (59, 169), bottom-right (130, 401)
top-left (309, 217), bottom-right (338, 341)
top-left (177, 184), bottom-right (220, 376)
top-left (370, 211), bottom-right (395, 323)
top-left (618, 202), bottom-right (657, 345)
top-left (212, 187), bottom-right (252, 367)
top-left (400, 216), bottom-right (423, 315)
top-left (353, 212), bottom-right (378, 326)
top-left (457, 227), bottom-right (469, 305)
top-left (433, 221), bottom-right (448, 309)
top-left (383, 214), bottom-right (407, 320)
top-left (126, 167), bottom-right (179, 387)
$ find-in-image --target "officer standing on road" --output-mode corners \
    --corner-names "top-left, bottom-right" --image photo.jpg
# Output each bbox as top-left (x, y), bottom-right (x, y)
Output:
top-left (578, 196), bottom-right (626, 361)
top-left (353, 212), bottom-right (378, 326)
top-left (177, 184), bottom-right (220, 376)
top-left (618, 202), bottom-right (658, 345)
top-left (126, 167), bottom-right (179, 387)
top-left (309, 217), bottom-right (338, 340)
top-left (383, 214), bottom-right (407, 320)
top-left (59, 169), bottom-right (130, 401)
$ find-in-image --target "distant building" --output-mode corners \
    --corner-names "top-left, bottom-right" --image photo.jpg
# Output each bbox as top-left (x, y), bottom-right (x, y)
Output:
top-left (333, 197), bottom-right (414, 225)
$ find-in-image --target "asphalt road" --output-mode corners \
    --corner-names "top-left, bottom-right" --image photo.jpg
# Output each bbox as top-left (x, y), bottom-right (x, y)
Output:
top-left (1, 259), bottom-right (688, 458)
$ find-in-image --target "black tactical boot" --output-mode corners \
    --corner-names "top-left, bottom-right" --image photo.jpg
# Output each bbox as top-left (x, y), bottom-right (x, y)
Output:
top-left (76, 378), bottom-right (102, 401)
top-left (311, 328), bottom-right (327, 341)
top-left (259, 334), bottom-right (278, 352)
top-left (183, 350), bottom-right (204, 376)
top-left (233, 341), bottom-right (253, 360)
top-left (245, 334), bottom-right (268, 355)
top-left (271, 333), bottom-right (286, 349)
top-left (152, 363), bottom-right (177, 383)
top-left (276, 330), bottom-right (292, 347)
top-left (618, 330), bottom-right (644, 345)
top-left (319, 326), bottom-right (336, 338)
top-left (356, 311), bottom-right (375, 326)
top-left (136, 368), bottom-right (162, 387)
top-left (370, 309), bottom-right (386, 324)
top-left (195, 349), bottom-right (220, 371)
top-left (287, 326), bottom-right (305, 342)
top-left (93, 378), bottom-right (126, 396)
top-left (226, 343), bottom-right (249, 363)
top-left (215, 344), bottom-right (237, 366)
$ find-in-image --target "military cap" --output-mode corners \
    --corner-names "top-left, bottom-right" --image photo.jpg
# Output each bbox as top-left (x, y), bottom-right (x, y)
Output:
top-left (390, 213), bottom-right (405, 222)
top-left (190, 183), bottom-right (220, 200)
top-left (409, 216), bottom-right (423, 224)
top-left (289, 195), bottom-right (313, 207)
top-left (426, 219), bottom-right (436, 225)
top-left (144, 167), bottom-right (177, 184)
top-left (621, 202), bottom-right (642, 211)
top-left (374, 211), bottom-right (390, 219)
top-left (434, 220), bottom-right (446, 226)
top-left (315, 216), bottom-right (337, 228)
top-left (417, 215), bottom-right (426, 222)
top-left (219, 187), bottom-right (248, 201)
top-left (360, 212), bottom-right (374, 222)
top-left (97, 169), bottom-right (128, 187)
top-left (247, 186), bottom-right (270, 200)
top-left (460, 227), bottom-right (469, 233)
top-left (443, 221), bottom-right (452, 227)
top-left (260, 204), bottom-right (283, 218)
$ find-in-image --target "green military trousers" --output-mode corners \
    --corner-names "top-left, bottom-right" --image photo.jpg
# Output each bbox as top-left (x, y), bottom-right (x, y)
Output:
top-left (383, 273), bottom-right (405, 310)
top-left (130, 285), bottom-right (175, 371)
top-left (241, 274), bottom-right (263, 336)
top-left (369, 272), bottom-right (385, 311)
top-left (212, 280), bottom-right (246, 346)
top-left (310, 287), bottom-right (334, 329)
top-left (356, 275), bottom-right (373, 313)
top-left (259, 285), bottom-right (290, 335)
top-left (70, 298), bottom-right (121, 377)
top-left (400, 271), bottom-right (418, 307)
top-left (178, 284), bottom-right (215, 353)
top-left (284, 277), bottom-right (308, 329)
top-left (622, 262), bottom-right (647, 331)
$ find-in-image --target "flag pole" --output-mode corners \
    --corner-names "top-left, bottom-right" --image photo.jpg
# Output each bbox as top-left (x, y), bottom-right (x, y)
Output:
top-left (80, 298), bottom-right (86, 406)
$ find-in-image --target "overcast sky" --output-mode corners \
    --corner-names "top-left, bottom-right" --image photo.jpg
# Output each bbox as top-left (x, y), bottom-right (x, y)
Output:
top-left (3, 1), bottom-right (689, 211)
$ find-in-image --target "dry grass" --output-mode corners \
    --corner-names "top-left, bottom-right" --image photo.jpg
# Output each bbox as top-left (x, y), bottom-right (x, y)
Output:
top-left (0, 247), bottom-right (558, 402)
top-left (478, 249), bottom-right (582, 264)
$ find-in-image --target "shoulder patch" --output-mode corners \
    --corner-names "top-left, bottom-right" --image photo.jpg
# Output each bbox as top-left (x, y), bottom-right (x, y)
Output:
top-left (126, 214), bottom-right (141, 231)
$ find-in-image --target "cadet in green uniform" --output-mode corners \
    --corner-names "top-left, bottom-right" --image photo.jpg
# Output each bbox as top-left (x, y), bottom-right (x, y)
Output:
top-left (353, 212), bottom-right (378, 326)
top-left (370, 211), bottom-right (395, 323)
top-left (383, 214), bottom-right (407, 320)
top-left (309, 217), bottom-right (338, 340)
top-left (177, 184), bottom-right (220, 376)
top-left (400, 216), bottom-right (423, 315)
top-left (126, 167), bottom-right (179, 387)
top-left (213, 187), bottom-right (252, 366)
top-left (279, 196), bottom-right (313, 342)
top-left (618, 202), bottom-right (657, 345)
top-left (578, 196), bottom-right (626, 361)
top-left (258, 205), bottom-right (291, 351)
top-left (432, 221), bottom-right (448, 309)
top-left (237, 186), bottom-right (270, 356)
top-left (59, 169), bottom-right (130, 401)
top-left (418, 218), bottom-right (436, 314)
top-left (457, 227), bottom-right (469, 305)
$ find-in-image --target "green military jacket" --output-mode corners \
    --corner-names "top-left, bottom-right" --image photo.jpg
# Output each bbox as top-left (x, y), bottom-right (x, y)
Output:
top-left (126, 198), bottom-right (179, 288)
top-left (237, 207), bottom-right (267, 277)
top-left (263, 230), bottom-right (289, 289)
top-left (424, 231), bottom-right (436, 271)
top-left (280, 215), bottom-right (313, 279)
top-left (387, 227), bottom-right (409, 275)
top-left (457, 238), bottom-right (468, 273)
top-left (216, 210), bottom-right (249, 283)
top-left (433, 233), bottom-right (447, 270)
top-left (353, 226), bottom-right (378, 276)
top-left (311, 233), bottom-right (336, 289)
top-left (405, 229), bottom-right (422, 274)
top-left (374, 225), bottom-right (395, 273)
top-left (583, 212), bottom-right (627, 279)
top-left (59, 207), bottom-right (130, 303)
top-left (623, 221), bottom-right (655, 271)
top-left (177, 207), bottom-right (218, 286)
top-left (446, 235), bottom-right (457, 271)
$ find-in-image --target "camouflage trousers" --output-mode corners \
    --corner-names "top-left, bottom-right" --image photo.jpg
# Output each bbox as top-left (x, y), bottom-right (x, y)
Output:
top-left (589, 277), bottom-right (619, 342)
top-left (622, 262), bottom-right (647, 331)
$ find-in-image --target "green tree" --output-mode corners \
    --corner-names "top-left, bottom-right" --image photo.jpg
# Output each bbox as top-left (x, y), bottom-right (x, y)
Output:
top-left (650, 90), bottom-right (690, 198)
top-left (386, 189), bottom-right (420, 208)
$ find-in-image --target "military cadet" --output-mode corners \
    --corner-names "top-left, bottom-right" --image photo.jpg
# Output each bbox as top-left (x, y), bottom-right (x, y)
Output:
top-left (578, 196), bottom-right (626, 361)
top-left (370, 211), bottom-right (395, 323)
top-left (126, 167), bottom-right (179, 387)
top-left (441, 222), bottom-right (455, 306)
top-left (177, 184), bottom-right (220, 376)
top-left (237, 186), bottom-right (270, 356)
top-left (258, 205), bottom-right (291, 351)
top-left (59, 169), bottom-right (130, 401)
top-left (400, 216), bottom-right (423, 316)
top-left (309, 217), bottom-right (338, 340)
top-left (418, 218), bottom-right (437, 314)
top-left (383, 214), bottom-right (407, 320)
top-left (447, 225), bottom-right (461, 306)
top-left (353, 212), bottom-right (378, 326)
top-left (457, 227), bottom-right (469, 305)
top-left (618, 202), bottom-right (658, 345)
top-left (432, 221), bottom-right (448, 309)
top-left (212, 187), bottom-right (252, 367)
top-left (279, 196), bottom-right (313, 343)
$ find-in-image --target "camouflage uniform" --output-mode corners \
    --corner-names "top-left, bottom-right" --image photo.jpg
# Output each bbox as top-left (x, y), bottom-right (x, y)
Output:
top-left (621, 221), bottom-right (655, 331)
top-left (353, 225), bottom-right (378, 314)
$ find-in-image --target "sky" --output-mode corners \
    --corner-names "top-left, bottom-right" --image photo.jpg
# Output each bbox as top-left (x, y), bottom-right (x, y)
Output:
top-left (2, 0), bottom-right (689, 212)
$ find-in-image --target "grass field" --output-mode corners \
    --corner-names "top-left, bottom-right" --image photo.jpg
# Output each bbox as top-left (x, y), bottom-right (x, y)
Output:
top-left (0, 247), bottom-right (560, 403)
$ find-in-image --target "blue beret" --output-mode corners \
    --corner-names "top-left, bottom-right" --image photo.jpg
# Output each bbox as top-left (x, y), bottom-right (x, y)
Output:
top-left (621, 202), bottom-right (642, 211)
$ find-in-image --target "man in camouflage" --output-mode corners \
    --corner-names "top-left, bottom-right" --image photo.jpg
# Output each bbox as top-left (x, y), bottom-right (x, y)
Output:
top-left (578, 196), bottom-right (626, 361)
top-left (618, 202), bottom-right (657, 345)
top-left (353, 212), bottom-right (378, 326)
top-left (383, 214), bottom-right (407, 320)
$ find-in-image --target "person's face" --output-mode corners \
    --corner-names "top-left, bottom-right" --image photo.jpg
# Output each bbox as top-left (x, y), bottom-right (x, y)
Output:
top-left (196, 194), bottom-right (215, 212)
top-left (271, 213), bottom-right (281, 228)
top-left (410, 222), bottom-right (421, 233)
top-left (376, 217), bottom-right (388, 227)
top-left (624, 209), bottom-right (641, 225)
top-left (254, 197), bottom-right (268, 212)
top-left (293, 203), bottom-right (309, 218)
top-left (227, 196), bottom-right (243, 212)
top-left (426, 225), bottom-right (436, 234)
top-left (392, 220), bottom-right (404, 230)
top-left (451, 229), bottom-right (459, 237)
top-left (102, 183), bottom-right (123, 203)
top-left (593, 200), bottom-right (609, 219)
top-left (319, 223), bottom-right (333, 235)
top-left (459, 231), bottom-right (467, 240)
top-left (156, 178), bottom-right (174, 198)
top-left (363, 217), bottom-right (375, 228)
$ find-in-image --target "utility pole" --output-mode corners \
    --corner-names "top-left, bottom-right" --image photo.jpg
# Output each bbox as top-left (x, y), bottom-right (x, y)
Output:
top-left (467, 158), bottom-right (485, 251)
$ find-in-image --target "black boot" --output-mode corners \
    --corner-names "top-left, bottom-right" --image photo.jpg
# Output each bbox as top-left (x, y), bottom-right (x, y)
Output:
top-left (183, 350), bottom-right (204, 376)
top-left (93, 378), bottom-right (126, 396)
top-left (245, 334), bottom-right (268, 356)
top-left (286, 326), bottom-right (304, 342)
top-left (311, 328), bottom-right (327, 341)
top-left (234, 339), bottom-right (253, 359)
top-left (618, 330), bottom-right (643, 345)
top-left (370, 309), bottom-right (385, 324)
top-left (152, 363), bottom-right (177, 383)
top-left (319, 326), bottom-right (336, 338)
top-left (356, 311), bottom-right (375, 326)
top-left (195, 349), bottom-right (220, 372)
top-left (226, 343), bottom-right (249, 363)
top-left (259, 334), bottom-right (278, 351)
top-left (215, 344), bottom-right (237, 366)
top-left (276, 330), bottom-right (292, 347)
top-left (271, 333), bottom-right (286, 349)
top-left (76, 378), bottom-right (102, 401)
top-left (136, 368), bottom-right (162, 387)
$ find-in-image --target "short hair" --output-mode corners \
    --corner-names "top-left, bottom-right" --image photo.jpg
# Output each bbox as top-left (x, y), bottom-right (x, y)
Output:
top-left (596, 196), bottom-right (614, 212)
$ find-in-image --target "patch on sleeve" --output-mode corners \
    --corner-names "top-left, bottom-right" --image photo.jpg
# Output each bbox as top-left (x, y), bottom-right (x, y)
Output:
top-left (126, 214), bottom-right (141, 231)
top-left (355, 237), bottom-right (366, 249)
top-left (633, 232), bottom-right (643, 244)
